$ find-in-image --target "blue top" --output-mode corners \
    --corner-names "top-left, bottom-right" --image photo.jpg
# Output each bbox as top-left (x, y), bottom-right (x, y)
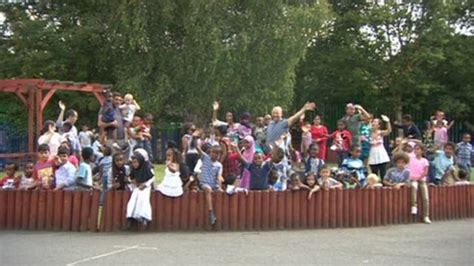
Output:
top-left (384, 167), bottom-right (409, 184)
top-left (341, 157), bottom-right (366, 184)
top-left (305, 157), bottom-right (325, 176)
top-left (77, 162), bottom-right (93, 187)
top-left (200, 153), bottom-right (223, 189)
top-left (244, 162), bottom-right (271, 190)
top-left (266, 119), bottom-right (289, 144)
top-left (456, 142), bottom-right (472, 166)
top-left (433, 150), bottom-right (454, 180)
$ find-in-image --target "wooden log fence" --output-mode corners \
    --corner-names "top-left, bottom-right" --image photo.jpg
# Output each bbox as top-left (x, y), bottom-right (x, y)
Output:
top-left (0, 185), bottom-right (473, 232)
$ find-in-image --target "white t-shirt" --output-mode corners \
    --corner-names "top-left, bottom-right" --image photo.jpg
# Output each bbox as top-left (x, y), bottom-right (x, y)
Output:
top-left (78, 131), bottom-right (93, 148)
top-left (38, 133), bottom-right (63, 156)
top-left (121, 104), bottom-right (138, 122)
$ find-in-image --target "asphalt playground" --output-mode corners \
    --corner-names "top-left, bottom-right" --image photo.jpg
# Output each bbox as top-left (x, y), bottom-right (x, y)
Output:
top-left (0, 219), bottom-right (473, 265)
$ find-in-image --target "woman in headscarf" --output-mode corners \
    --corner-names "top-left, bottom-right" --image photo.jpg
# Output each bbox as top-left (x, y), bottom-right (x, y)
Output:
top-left (126, 148), bottom-right (154, 227)
top-left (240, 135), bottom-right (256, 189)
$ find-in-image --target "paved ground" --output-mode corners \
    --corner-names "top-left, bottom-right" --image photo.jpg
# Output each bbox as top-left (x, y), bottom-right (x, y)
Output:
top-left (1, 219), bottom-right (473, 265)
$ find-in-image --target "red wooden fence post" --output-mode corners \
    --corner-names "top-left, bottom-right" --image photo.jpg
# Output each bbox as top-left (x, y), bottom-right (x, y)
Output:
top-left (14, 190), bottom-right (22, 230)
top-left (61, 191), bottom-right (73, 231)
top-left (0, 191), bottom-right (6, 229)
top-left (230, 193), bottom-right (239, 231)
top-left (329, 189), bottom-right (337, 228)
top-left (336, 188), bottom-right (344, 228)
top-left (269, 190), bottom-right (277, 230)
top-left (180, 192), bottom-right (190, 231)
top-left (21, 190), bottom-right (31, 230)
top-left (79, 191), bottom-right (91, 231)
top-left (262, 191), bottom-right (270, 230)
top-left (276, 191), bottom-right (284, 230)
top-left (71, 191), bottom-right (82, 231)
top-left (322, 190), bottom-right (330, 228)
top-left (53, 191), bottom-right (63, 231)
top-left (315, 190), bottom-right (323, 228)
top-left (237, 192), bottom-right (246, 231)
top-left (29, 190), bottom-right (39, 230)
top-left (292, 191), bottom-right (301, 229)
top-left (253, 191), bottom-right (262, 230)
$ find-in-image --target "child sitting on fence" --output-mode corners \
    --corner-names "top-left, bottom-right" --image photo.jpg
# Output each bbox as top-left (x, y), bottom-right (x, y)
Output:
top-left (126, 148), bottom-right (155, 228)
top-left (0, 162), bottom-right (19, 189)
top-left (225, 175), bottom-right (248, 195)
top-left (407, 143), bottom-right (431, 224)
top-left (341, 145), bottom-right (367, 186)
top-left (288, 173), bottom-right (302, 191)
top-left (300, 172), bottom-right (320, 199)
top-left (54, 146), bottom-right (77, 191)
top-left (456, 133), bottom-right (472, 178)
top-left (18, 162), bottom-right (35, 190)
top-left (267, 146), bottom-right (289, 191)
top-left (455, 170), bottom-right (471, 185)
top-left (365, 173), bottom-right (382, 188)
top-left (33, 144), bottom-right (56, 190)
top-left (383, 152), bottom-right (410, 189)
top-left (110, 153), bottom-right (130, 190)
top-left (304, 143), bottom-right (325, 177)
top-left (157, 148), bottom-right (185, 197)
top-left (235, 145), bottom-right (271, 191)
top-left (431, 142), bottom-right (456, 185)
top-left (76, 147), bottom-right (98, 191)
top-left (195, 136), bottom-right (224, 226)
top-left (318, 165), bottom-right (343, 190)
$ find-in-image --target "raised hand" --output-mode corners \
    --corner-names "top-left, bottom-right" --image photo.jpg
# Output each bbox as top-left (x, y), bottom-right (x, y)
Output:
top-left (59, 101), bottom-right (66, 111)
top-left (212, 101), bottom-right (220, 111)
top-left (381, 115), bottom-right (390, 122)
top-left (304, 102), bottom-right (316, 111)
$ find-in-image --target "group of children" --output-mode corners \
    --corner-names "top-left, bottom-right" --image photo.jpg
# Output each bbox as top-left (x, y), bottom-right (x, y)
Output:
top-left (0, 99), bottom-right (472, 228)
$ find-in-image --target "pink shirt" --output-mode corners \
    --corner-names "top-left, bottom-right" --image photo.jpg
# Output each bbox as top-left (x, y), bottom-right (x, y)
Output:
top-left (408, 153), bottom-right (429, 181)
top-left (433, 127), bottom-right (448, 146)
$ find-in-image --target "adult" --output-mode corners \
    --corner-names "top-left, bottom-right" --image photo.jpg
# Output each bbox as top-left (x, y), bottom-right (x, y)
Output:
top-left (212, 101), bottom-right (240, 139)
top-left (308, 114), bottom-right (328, 160)
top-left (266, 102), bottom-right (316, 145)
top-left (394, 114), bottom-right (421, 139)
top-left (341, 103), bottom-right (370, 147)
top-left (56, 101), bottom-right (79, 137)
top-left (37, 120), bottom-right (63, 156)
top-left (368, 115), bottom-right (392, 179)
top-left (98, 92), bottom-right (128, 153)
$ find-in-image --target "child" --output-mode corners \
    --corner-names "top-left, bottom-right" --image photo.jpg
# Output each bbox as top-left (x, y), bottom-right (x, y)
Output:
top-left (225, 175), bottom-right (248, 195)
top-left (456, 133), bottom-right (472, 177)
top-left (157, 148), bottom-right (184, 197)
top-left (0, 162), bottom-right (19, 189)
top-left (455, 170), bottom-right (471, 185)
top-left (423, 122), bottom-right (436, 161)
top-left (110, 153), bottom-right (130, 190)
top-left (237, 150), bottom-right (271, 191)
top-left (365, 173), bottom-right (383, 188)
top-left (59, 141), bottom-right (79, 168)
top-left (288, 173), bottom-right (302, 191)
top-left (304, 143), bottom-right (325, 177)
top-left (431, 142), bottom-right (456, 185)
top-left (300, 121), bottom-right (312, 158)
top-left (240, 135), bottom-right (255, 189)
top-left (407, 143), bottom-right (431, 223)
top-left (196, 140), bottom-right (224, 225)
top-left (300, 172), bottom-right (320, 199)
top-left (268, 171), bottom-right (279, 191)
top-left (33, 144), bottom-right (56, 189)
top-left (318, 165), bottom-right (343, 190)
top-left (120, 93), bottom-right (141, 126)
top-left (368, 115), bottom-right (392, 179)
top-left (268, 147), bottom-right (289, 191)
top-left (78, 125), bottom-right (93, 149)
top-left (359, 114), bottom-right (372, 165)
top-left (309, 114), bottom-right (328, 161)
top-left (54, 146), bottom-right (77, 191)
top-left (328, 120), bottom-right (352, 167)
top-left (126, 148), bottom-right (154, 227)
top-left (19, 162), bottom-right (35, 190)
top-left (383, 152), bottom-right (410, 189)
top-left (141, 113), bottom-right (154, 161)
top-left (99, 90), bottom-right (116, 144)
top-left (341, 145), bottom-right (367, 186)
top-left (433, 120), bottom-right (454, 149)
top-left (253, 116), bottom-right (267, 153)
top-left (76, 147), bottom-right (97, 191)
top-left (184, 176), bottom-right (199, 192)
top-left (61, 122), bottom-right (81, 155)
top-left (98, 146), bottom-right (113, 191)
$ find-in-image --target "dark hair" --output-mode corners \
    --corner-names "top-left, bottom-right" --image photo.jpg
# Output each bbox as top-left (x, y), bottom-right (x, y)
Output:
top-left (5, 162), bottom-right (18, 171)
top-left (210, 145), bottom-right (222, 153)
top-left (414, 143), bottom-right (426, 152)
top-left (82, 147), bottom-right (94, 161)
top-left (216, 125), bottom-right (228, 136)
top-left (66, 110), bottom-right (77, 119)
top-left (23, 161), bottom-right (34, 167)
top-left (112, 92), bottom-right (122, 98)
top-left (402, 114), bottom-right (412, 122)
top-left (309, 143), bottom-right (320, 151)
top-left (458, 169), bottom-right (468, 180)
top-left (225, 175), bottom-right (237, 185)
top-left (268, 171), bottom-right (279, 185)
top-left (38, 144), bottom-right (50, 152)
top-left (57, 146), bottom-right (70, 156)
top-left (337, 119), bottom-right (347, 128)
top-left (393, 152), bottom-right (410, 164)
top-left (351, 144), bottom-right (361, 152)
top-left (290, 172), bottom-right (300, 181)
top-left (201, 143), bottom-right (212, 154)
top-left (103, 146), bottom-right (112, 156)
top-left (272, 147), bottom-right (285, 160)
top-left (167, 140), bottom-right (178, 149)
top-left (304, 172), bottom-right (316, 185)
top-left (63, 122), bottom-right (72, 132)
top-left (40, 120), bottom-right (55, 135)
top-left (167, 148), bottom-right (183, 164)
top-left (445, 142), bottom-right (456, 150)
top-left (183, 122), bottom-right (195, 135)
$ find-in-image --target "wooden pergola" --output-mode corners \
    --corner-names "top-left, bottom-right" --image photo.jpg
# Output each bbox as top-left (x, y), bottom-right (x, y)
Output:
top-left (0, 79), bottom-right (111, 160)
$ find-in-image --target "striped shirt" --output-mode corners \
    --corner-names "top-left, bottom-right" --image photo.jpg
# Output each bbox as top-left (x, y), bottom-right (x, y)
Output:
top-left (200, 153), bottom-right (222, 189)
top-left (456, 142), bottom-right (472, 166)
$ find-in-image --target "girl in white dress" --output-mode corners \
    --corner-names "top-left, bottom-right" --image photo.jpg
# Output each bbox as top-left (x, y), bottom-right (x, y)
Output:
top-left (157, 148), bottom-right (184, 197)
top-left (368, 115), bottom-right (392, 179)
top-left (126, 148), bottom-right (154, 227)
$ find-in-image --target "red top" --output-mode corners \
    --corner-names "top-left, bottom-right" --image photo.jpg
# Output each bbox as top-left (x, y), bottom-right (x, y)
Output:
top-left (0, 175), bottom-right (19, 188)
top-left (32, 160), bottom-right (56, 189)
top-left (329, 129), bottom-right (353, 152)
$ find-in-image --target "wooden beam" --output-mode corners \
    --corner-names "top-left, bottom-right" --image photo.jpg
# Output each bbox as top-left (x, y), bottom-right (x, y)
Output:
top-left (40, 89), bottom-right (57, 112)
top-left (92, 91), bottom-right (105, 105)
top-left (27, 87), bottom-right (35, 154)
top-left (15, 91), bottom-right (28, 106)
top-left (0, 152), bottom-right (36, 159)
